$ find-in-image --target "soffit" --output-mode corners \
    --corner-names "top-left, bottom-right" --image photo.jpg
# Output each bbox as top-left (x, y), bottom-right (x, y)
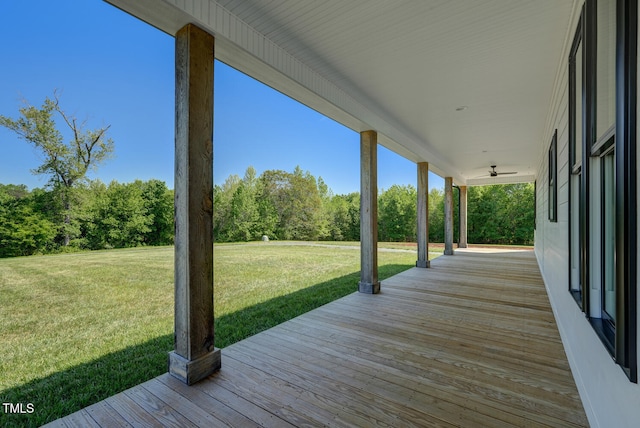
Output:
top-left (107, 0), bottom-right (578, 185)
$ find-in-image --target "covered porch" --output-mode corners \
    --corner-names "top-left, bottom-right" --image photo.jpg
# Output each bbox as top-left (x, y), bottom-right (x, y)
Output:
top-left (46, 249), bottom-right (588, 427)
top-left (41, 1), bottom-right (599, 425)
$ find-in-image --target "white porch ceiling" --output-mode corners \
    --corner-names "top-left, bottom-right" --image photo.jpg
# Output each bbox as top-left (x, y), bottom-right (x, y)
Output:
top-left (106, 0), bottom-right (578, 185)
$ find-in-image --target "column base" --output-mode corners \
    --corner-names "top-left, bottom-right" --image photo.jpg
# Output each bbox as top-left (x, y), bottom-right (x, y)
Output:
top-left (359, 281), bottom-right (380, 294)
top-left (169, 348), bottom-right (221, 385)
top-left (416, 260), bottom-right (431, 268)
top-left (458, 243), bottom-right (468, 248)
top-left (444, 249), bottom-right (455, 255)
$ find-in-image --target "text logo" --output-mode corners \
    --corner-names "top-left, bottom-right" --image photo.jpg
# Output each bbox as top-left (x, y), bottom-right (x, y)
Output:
top-left (2, 403), bottom-right (35, 414)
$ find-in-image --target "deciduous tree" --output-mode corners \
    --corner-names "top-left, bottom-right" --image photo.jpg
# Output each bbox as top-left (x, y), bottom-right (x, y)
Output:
top-left (0, 185), bottom-right (57, 257)
top-left (0, 93), bottom-right (114, 246)
top-left (139, 179), bottom-right (174, 246)
top-left (379, 184), bottom-right (417, 242)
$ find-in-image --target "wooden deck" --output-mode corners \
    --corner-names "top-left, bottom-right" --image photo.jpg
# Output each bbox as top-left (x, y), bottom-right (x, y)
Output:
top-left (46, 249), bottom-right (589, 427)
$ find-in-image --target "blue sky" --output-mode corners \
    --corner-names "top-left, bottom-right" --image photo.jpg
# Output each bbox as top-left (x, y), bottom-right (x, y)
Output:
top-left (0, 0), bottom-right (443, 195)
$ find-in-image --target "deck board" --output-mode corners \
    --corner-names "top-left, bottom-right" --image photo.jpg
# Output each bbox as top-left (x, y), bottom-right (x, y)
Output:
top-left (45, 249), bottom-right (589, 427)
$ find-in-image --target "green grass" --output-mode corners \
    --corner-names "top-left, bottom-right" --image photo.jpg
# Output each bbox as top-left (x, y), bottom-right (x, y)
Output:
top-left (0, 242), bottom-right (435, 427)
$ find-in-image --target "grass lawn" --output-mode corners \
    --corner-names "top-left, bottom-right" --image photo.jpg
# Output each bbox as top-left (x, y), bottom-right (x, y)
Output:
top-left (0, 242), bottom-right (437, 427)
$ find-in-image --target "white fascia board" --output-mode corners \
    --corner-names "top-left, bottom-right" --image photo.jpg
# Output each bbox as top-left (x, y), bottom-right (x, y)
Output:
top-left (105, 0), bottom-right (190, 36)
top-left (104, 0), bottom-right (465, 184)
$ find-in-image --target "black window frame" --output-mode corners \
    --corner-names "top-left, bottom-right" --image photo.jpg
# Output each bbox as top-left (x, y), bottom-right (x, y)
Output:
top-left (548, 130), bottom-right (557, 223)
top-left (613, 0), bottom-right (637, 382)
top-left (568, 8), bottom-right (587, 309)
top-left (567, 0), bottom-right (637, 382)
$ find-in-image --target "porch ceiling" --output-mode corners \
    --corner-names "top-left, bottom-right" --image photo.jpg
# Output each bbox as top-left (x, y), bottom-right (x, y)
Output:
top-left (106, 0), bottom-right (577, 185)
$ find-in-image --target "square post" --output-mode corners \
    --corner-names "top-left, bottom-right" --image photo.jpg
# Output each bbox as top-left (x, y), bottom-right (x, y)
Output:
top-left (416, 162), bottom-right (430, 267)
top-left (359, 130), bottom-right (380, 293)
top-left (169, 23), bottom-right (220, 385)
top-left (458, 185), bottom-right (468, 248)
top-left (444, 177), bottom-right (454, 255)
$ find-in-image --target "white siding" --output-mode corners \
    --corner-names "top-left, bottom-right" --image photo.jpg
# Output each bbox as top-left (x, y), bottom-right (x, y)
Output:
top-left (535, 3), bottom-right (640, 426)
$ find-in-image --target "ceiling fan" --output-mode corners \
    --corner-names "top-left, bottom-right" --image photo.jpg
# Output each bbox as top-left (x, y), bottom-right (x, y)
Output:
top-left (476, 165), bottom-right (518, 178)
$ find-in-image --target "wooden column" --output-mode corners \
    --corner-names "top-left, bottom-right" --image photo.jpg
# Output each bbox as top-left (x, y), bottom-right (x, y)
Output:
top-left (416, 162), bottom-right (430, 267)
top-left (359, 130), bottom-right (380, 293)
top-left (444, 177), bottom-right (454, 255)
top-left (458, 185), bottom-right (468, 248)
top-left (168, 23), bottom-right (220, 385)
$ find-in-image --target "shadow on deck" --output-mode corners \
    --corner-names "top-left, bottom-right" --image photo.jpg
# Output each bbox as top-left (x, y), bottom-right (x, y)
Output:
top-left (45, 249), bottom-right (588, 427)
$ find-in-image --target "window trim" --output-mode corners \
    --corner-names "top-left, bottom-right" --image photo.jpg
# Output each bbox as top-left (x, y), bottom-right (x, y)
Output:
top-left (613, 0), bottom-right (637, 382)
top-left (548, 130), bottom-right (557, 223)
top-left (592, 123), bottom-right (616, 155)
top-left (570, 12), bottom-right (585, 172)
top-left (568, 8), bottom-right (587, 309)
top-left (601, 144), bottom-right (616, 334)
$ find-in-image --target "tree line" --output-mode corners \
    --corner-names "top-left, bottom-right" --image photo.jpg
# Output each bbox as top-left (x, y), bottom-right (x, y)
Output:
top-left (1, 95), bottom-right (534, 258)
top-left (0, 166), bottom-right (534, 258)
top-left (213, 166), bottom-right (535, 245)
top-left (0, 179), bottom-right (174, 258)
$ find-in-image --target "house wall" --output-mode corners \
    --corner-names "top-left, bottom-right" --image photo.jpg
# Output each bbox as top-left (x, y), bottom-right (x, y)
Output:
top-left (534, 3), bottom-right (640, 427)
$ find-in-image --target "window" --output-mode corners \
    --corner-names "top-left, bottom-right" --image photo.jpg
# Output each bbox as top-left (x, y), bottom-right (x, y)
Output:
top-left (568, 10), bottom-right (585, 307)
top-left (602, 148), bottom-right (615, 328)
top-left (572, 30), bottom-right (583, 170)
top-left (589, 0), bottom-right (618, 354)
top-left (594, 0), bottom-right (616, 147)
top-left (548, 130), bottom-right (557, 223)
top-left (567, 0), bottom-right (637, 381)
top-left (612, 0), bottom-right (637, 381)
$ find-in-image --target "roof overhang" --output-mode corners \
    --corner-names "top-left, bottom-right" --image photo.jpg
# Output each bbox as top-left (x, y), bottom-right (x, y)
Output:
top-left (105, 0), bottom-right (579, 186)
